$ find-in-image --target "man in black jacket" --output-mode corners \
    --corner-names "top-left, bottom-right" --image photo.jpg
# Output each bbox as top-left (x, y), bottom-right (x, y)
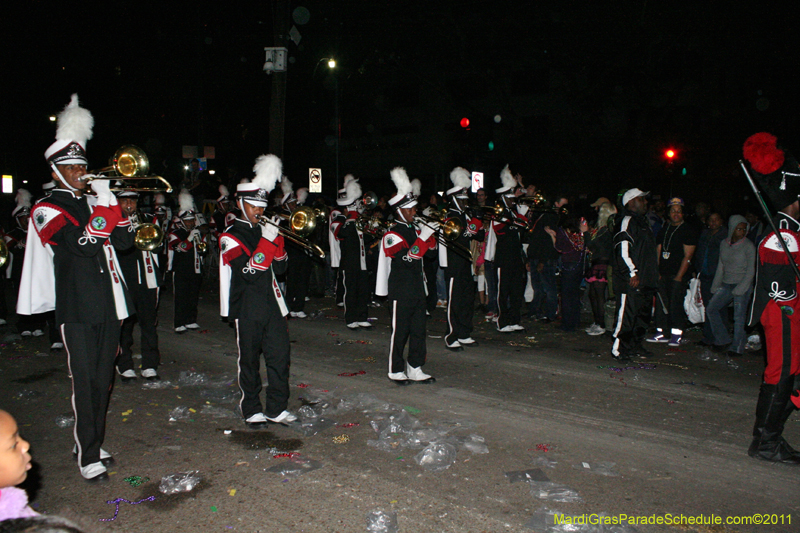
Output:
top-left (219, 166), bottom-right (296, 428)
top-left (611, 188), bottom-right (658, 362)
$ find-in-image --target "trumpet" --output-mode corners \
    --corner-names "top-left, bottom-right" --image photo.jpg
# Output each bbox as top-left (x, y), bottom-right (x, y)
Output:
top-left (356, 214), bottom-right (390, 236)
top-left (86, 145), bottom-right (173, 193)
top-left (259, 206), bottom-right (325, 258)
top-left (415, 212), bottom-right (473, 260)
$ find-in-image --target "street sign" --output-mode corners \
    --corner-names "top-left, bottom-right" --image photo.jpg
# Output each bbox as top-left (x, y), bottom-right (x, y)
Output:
top-left (309, 168), bottom-right (322, 193)
top-left (471, 171), bottom-right (484, 193)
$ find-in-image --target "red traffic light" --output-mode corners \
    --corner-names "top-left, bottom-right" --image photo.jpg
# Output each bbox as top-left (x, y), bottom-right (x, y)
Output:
top-left (665, 149), bottom-right (676, 159)
top-left (460, 117), bottom-right (470, 128)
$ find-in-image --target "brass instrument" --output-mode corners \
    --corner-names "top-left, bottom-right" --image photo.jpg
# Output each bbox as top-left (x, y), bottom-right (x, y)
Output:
top-left (86, 145), bottom-right (174, 193)
top-left (516, 193), bottom-right (568, 215)
top-left (0, 239), bottom-right (8, 269)
top-left (129, 212), bottom-right (165, 252)
top-left (415, 212), bottom-right (472, 260)
top-left (356, 214), bottom-right (389, 236)
top-left (259, 206), bottom-right (325, 258)
top-left (361, 191), bottom-right (379, 210)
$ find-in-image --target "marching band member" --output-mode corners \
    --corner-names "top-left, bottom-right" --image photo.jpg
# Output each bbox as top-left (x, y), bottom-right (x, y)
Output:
top-left (219, 155), bottom-right (296, 428)
top-left (376, 168), bottom-right (437, 384)
top-left (330, 176), bottom-right (355, 307)
top-left (742, 133), bottom-right (800, 464)
top-left (19, 94), bottom-right (133, 482)
top-left (485, 165), bottom-right (528, 333)
top-left (115, 190), bottom-right (162, 382)
top-left (333, 176), bottom-right (372, 329)
top-left (211, 184), bottom-right (235, 237)
top-left (168, 190), bottom-right (207, 333)
top-left (5, 191), bottom-right (35, 336)
top-left (414, 179), bottom-right (440, 316)
top-left (441, 167), bottom-right (484, 350)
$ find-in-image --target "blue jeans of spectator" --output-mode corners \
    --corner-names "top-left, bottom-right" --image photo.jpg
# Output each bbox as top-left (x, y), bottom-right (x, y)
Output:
top-left (484, 261), bottom-right (498, 313)
top-left (530, 258), bottom-right (559, 320)
top-left (707, 283), bottom-right (751, 353)
top-left (436, 267), bottom-right (447, 302)
top-left (699, 273), bottom-right (717, 344)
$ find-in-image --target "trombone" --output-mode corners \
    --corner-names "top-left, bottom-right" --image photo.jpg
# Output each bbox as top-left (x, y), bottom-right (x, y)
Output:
top-left (415, 212), bottom-right (473, 260)
top-left (85, 145), bottom-right (174, 193)
top-left (259, 206), bottom-right (326, 258)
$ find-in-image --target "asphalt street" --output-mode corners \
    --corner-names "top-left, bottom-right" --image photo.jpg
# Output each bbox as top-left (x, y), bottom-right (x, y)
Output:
top-left (1, 286), bottom-right (798, 533)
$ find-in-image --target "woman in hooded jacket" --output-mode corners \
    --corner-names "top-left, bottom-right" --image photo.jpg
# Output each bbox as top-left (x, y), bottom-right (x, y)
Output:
top-left (707, 214), bottom-right (756, 356)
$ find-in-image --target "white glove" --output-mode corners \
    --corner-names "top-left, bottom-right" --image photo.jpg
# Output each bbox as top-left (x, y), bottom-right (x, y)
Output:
top-left (188, 228), bottom-right (201, 241)
top-left (90, 178), bottom-right (117, 207)
top-left (260, 216), bottom-right (280, 242)
top-left (517, 204), bottom-right (529, 216)
top-left (418, 221), bottom-right (439, 241)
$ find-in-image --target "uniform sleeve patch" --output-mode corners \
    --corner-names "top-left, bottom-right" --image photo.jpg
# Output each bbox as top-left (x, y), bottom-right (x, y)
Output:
top-left (91, 217), bottom-right (107, 231)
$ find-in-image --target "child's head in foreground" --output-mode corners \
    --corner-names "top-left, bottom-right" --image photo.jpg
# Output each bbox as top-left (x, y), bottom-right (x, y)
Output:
top-left (0, 409), bottom-right (32, 488)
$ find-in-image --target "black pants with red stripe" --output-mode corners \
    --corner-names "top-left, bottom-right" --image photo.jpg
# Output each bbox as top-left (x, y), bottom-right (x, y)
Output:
top-left (61, 321), bottom-right (120, 468)
top-left (445, 269), bottom-right (475, 346)
top-left (389, 296), bottom-right (427, 374)
top-left (235, 314), bottom-right (291, 420)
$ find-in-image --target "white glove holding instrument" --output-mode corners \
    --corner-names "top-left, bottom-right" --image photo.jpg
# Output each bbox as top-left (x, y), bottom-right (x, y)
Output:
top-left (188, 228), bottom-right (201, 242)
top-left (260, 215), bottom-right (280, 242)
top-left (418, 220), bottom-right (439, 241)
top-left (90, 177), bottom-right (117, 207)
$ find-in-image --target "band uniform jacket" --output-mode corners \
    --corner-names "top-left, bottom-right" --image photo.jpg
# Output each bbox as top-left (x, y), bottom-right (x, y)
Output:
top-left (488, 208), bottom-right (528, 268)
top-left (20, 189), bottom-right (132, 324)
top-left (334, 210), bottom-right (367, 271)
top-left (3, 226), bottom-right (27, 284)
top-left (218, 218), bottom-right (288, 320)
top-left (168, 226), bottom-right (204, 274)
top-left (376, 221), bottom-right (436, 301)
top-left (612, 208), bottom-right (658, 293)
top-left (748, 212), bottom-right (800, 326)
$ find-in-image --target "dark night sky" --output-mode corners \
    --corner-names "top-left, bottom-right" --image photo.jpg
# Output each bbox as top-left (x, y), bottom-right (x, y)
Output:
top-left (3, 1), bottom-right (800, 213)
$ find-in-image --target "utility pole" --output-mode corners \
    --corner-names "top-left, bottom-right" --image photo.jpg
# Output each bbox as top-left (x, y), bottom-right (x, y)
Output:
top-left (268, 0), bottom-right (290, 158)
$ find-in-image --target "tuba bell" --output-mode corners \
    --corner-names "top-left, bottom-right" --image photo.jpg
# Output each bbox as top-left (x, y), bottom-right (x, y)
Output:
top-left (86, 145), bottom-right (173, 193)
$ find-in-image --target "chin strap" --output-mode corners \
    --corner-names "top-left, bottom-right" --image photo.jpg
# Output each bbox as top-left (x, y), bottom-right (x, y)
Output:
top-left (50, 163), bottom-right (78, 192)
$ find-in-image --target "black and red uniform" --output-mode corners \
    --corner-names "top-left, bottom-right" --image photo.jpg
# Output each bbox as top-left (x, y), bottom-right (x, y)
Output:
top-left (442, 209), bottom-right (484, 347)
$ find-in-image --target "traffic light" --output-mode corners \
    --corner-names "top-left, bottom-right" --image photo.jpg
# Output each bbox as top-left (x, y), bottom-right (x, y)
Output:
top-left (488, 141), bottom-right (495, 151)
top-left (460, 117), bottom-right (470, 129)
top-left (665, 149), bottom-right (676, 160)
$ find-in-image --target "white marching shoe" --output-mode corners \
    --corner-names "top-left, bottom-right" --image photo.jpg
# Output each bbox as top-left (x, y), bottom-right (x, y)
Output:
top-left (406, 365), bottom-right (432, 381)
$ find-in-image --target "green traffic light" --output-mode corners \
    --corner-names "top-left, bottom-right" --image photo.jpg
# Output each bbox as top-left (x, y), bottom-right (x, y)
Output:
top-left (488, 141), bottom-right (494, 151)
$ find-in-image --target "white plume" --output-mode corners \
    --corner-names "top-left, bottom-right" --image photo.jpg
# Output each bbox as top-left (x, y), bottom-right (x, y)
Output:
top-left (15, 189), bottom-right (32, 209)
top-left (178, 189), bottom-right (195, 212)
top-left (296, 188), bottom-right (309, 205)
top-left (500, 164), bottom-right (516, 190)
top-left (450, 167), bottom-right (471, 189)
top-left (280, 176), bottom-right (293, 196)
top-left (411, 178), bottom-right (422, 197)
top-left (252, 154), bottom-right (282, 193)
top-left (345, 178), bottom-right (362, 200)
top-left (390, 167), bottom-right (412, 196)
top-left (55, 94), bottom-right (94, 147)
top-left (342, 174), bottom-right (355, 188)
top-left (219, 184), bottom-right (229, 197)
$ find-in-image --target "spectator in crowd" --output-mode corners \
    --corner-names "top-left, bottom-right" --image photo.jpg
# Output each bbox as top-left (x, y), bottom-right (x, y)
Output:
top-left (584, 202), bottom-right (615, 335)
top-left (745, 210), bottom-right (765, 244)
top-left (545, 214), bottom-right (588, 332)
top-left (647, 198), bottom-right (666, 237)
top-left (694, 212), bottom-right (727, 346)
top-left (707, 215), bottom-right (755, 356)
top-left (527, 193), bottom-right (568, 323)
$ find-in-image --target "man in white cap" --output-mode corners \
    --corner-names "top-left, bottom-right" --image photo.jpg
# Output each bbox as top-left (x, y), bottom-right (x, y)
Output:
top-left (23, 94), bottom-right (134, 482)
top-left (376, 168), bottom-right (437, 384)
top-left (168, 190), bottom-right (207, 333)
top-left (611, 188), bottom-right (658, 362)
top-left (219, 155), bottom-right (296, 428)
top-left (333, 176), bottom-right (372, 329)
top-left (115, 189), bottom-right (162, 383)
top-left (442, 167), bottom-right (485, 350)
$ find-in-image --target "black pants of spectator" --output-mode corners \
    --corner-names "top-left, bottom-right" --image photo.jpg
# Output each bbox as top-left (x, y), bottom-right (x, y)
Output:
top-left (286, 250), bottom-right (311, 313)
top-left (61, 321), bottom-right (120, 468)
top-left (559, 264), bottom-right (583, 331)
top-left (388, 295), bottom-right (427, 374)
top-left (173, 271), bottom-right (201, 328)
top-left (118, 286), bottom-right (160, 372)
top-left (235, 315), bottom-right (290, 420)
top-left (588, 281), bottom-right (607, 326)
top-left (655, 277), bottom-right (689, 335)
top-left (309, 260), bottom-right (326, 298)
top-left (423, 257), bottom-right (438, 314)
top-left (335, 268), bottom-right (344, 304)
top-left (612, 287), bottom-right (656, 358)
top-left (445, 269), bottom-right (475, 346)
top-left (342, 267), bottom-right (370, 324)
top-left (496, 261), bottom-right (524, 329)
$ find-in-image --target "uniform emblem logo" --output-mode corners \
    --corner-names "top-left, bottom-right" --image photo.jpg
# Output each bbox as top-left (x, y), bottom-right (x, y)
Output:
top-left (469, 223), bottom-right (476, 231)
top-left (36, 213), bottom-right (45, 226)
top-left (91, 217), bottom-right (107, 230)
top-left (254, 252), bottom-right (265, 264)
top-left (410, 245), bottom-right (420, 255)
top-left (180, 243), bottom-right (188, 250)
top-left (220, 240), bottom-right (227, 252)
